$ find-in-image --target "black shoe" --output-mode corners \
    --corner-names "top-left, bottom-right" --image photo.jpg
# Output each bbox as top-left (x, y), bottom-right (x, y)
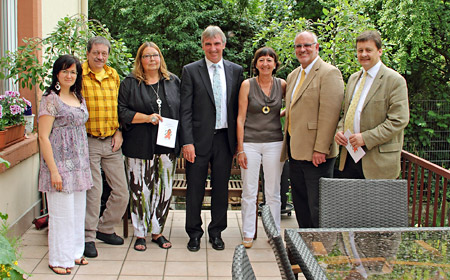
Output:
top-left (209, 236), bottom-right (225, 250)
top-left (84, 241), bottom-right (98, 258)
top-left (187, 237), bottom-right (201, 252)
top-left (96, 231), bottom-right (124, 245)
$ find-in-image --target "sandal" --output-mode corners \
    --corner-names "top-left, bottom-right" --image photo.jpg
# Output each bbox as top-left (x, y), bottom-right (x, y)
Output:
top-left (49, 265), bottom-right (71, 275)
top-left (75, 257), bottom-right (89, 265)
top-left (242, 239), bottom-right (253, 249)
top-left (151, 235), bottom-right (172, 249)
top-left (134, 238), bottom-right (147, 251)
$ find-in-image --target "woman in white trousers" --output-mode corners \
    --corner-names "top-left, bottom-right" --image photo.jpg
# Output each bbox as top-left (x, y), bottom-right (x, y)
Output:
top-left (237, 47), bottom-right (286, 248)
top-left (39, 55), bottom-right (92, 274)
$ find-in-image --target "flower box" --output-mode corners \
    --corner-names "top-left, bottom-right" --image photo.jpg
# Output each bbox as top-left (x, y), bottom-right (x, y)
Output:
top-left (0, 124), bottom-right (25, 150)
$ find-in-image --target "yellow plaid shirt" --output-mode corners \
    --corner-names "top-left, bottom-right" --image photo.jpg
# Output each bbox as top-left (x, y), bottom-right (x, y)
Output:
top-left (82, 61), bottom-right (120, 137)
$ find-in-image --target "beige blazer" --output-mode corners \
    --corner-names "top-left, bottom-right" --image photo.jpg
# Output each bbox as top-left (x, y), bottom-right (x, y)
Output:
top-left (281, 58), bottom-right (344, 162)
top-left (337, 63), bottom-right (409, 179)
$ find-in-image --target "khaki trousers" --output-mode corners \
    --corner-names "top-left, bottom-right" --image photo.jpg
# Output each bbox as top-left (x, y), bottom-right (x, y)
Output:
top-left (85, 137), bottom-right (129, 242)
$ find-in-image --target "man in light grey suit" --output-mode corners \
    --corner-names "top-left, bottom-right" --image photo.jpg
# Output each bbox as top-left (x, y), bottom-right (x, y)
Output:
top-left (335, 30), bottom-right (409, 179)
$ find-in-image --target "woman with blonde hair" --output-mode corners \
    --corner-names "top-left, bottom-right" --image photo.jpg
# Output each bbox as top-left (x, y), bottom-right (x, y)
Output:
top-left (118, 42), bottom-right (180, 251)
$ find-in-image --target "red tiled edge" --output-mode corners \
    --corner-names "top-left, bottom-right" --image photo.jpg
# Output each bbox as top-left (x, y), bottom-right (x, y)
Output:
top-left (0, 133), bottom-right (39, 174)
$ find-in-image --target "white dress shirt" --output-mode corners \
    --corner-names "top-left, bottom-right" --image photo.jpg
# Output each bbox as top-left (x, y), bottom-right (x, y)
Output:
top-left (290, 56), bottom-right (320, 100)
top-left (352, 60), bottom-right (382, 133)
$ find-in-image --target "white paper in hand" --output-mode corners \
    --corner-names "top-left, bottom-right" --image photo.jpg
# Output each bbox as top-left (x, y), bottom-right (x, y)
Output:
top-left (344, 129), bottom-right (366, 163)
top-left (156, 117), bottom-right (178, 148)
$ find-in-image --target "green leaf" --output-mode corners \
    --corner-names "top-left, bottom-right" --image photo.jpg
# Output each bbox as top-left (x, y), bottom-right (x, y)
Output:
top-left (0, 235), bottom-right (17, 264)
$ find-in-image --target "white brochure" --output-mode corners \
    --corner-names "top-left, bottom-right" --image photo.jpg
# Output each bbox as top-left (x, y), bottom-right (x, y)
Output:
top-left (156, 117), bottom-right (178, 148)
top-left (344, 129), bottom-right (366, 163)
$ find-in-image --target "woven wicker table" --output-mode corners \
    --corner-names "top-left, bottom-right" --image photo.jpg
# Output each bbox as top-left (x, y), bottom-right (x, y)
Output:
top-left (285, 227), bottom-right (450, 280)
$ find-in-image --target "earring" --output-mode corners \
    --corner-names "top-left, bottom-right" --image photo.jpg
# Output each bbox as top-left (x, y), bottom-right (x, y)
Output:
top-left (55, 81), bottom-right (61, 91)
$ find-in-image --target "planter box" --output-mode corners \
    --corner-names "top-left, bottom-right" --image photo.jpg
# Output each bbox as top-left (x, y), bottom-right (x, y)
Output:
top-left (0, 124), bottom-right (26, 150)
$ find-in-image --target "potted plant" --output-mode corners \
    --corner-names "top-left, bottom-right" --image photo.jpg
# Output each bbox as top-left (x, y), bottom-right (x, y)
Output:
top-left (0, 91), bottom-right (30, 149)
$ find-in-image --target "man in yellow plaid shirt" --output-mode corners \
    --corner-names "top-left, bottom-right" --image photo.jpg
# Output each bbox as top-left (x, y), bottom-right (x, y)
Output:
top-left (82, 36), bottom-right (129, 258)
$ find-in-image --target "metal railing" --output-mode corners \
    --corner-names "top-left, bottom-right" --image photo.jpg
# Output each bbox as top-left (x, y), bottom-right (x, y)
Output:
top-left (401, 150), bottom-right (450, 227)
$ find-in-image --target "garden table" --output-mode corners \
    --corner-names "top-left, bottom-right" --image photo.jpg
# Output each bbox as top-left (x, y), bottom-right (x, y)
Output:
top-left (285, 227), bottom-right (450, 279)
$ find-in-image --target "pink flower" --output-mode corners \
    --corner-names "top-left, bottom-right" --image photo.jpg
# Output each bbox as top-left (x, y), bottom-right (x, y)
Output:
top-left (0, 104), bottom-right (3, 118)
top-left (9, 104), bottom-right (23, 115)
top-left (23, 98), bottom-right (32, 107)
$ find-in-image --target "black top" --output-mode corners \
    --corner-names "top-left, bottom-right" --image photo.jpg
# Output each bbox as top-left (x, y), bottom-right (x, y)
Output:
top-left (146, 81), bottom-right (172, 154)
top-left (118, 73), bottom-right (181, 159)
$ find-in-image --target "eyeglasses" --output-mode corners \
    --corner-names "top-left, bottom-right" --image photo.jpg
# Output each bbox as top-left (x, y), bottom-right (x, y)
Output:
top-left (60, 70), bottom-right (78, 76)
top-left (142, 54), bottom-right (160, 60)
top-left (294, 43), bottom-right (317, 49)
top-left (90, 51), bottom-right (109, 57)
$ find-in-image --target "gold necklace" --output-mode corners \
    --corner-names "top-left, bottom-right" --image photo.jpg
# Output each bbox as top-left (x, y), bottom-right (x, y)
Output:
top-left (257, 76), bottom-right (273, 114)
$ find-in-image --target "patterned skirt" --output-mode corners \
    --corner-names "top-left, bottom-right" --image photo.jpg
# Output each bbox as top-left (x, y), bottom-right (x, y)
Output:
top-left (125, 154), bottom-right (176, 237)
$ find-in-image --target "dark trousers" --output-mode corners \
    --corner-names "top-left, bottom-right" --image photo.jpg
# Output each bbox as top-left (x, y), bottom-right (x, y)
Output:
top-left (185, 130), bottom-right (232, 238)
top-left (335, 154), bottom-right (365, 179)
top-left (287, 134), bottom-right (335, 228)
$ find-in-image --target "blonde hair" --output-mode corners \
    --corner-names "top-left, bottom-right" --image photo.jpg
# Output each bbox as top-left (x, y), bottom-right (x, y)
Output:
top-left (132, 42), bottom-right (170, 82)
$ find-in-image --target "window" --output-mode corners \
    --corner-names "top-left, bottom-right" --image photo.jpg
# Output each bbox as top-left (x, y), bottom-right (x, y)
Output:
top-left (1, 0), bottom-right (18, 93)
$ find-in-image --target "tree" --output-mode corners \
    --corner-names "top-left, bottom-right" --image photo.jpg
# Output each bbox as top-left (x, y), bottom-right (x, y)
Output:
top-left (376, 0), bottom-right (450, 158)
top-left (253, 0), bottom-right (374, 80)
top-left (0, 15), bottom-right (133, 90)
top-left (88, 0), bottom-right (259, 77)
top-left (378, 0), bottom-right (450, 99)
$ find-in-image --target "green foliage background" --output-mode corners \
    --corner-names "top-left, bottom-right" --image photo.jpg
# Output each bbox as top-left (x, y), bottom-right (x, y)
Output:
top-left (89, 0), bottom-right (450, 164)
top-left (0, 0), bottom-right (448, 165)
top-left (0, 15), bottom-right (133, 90)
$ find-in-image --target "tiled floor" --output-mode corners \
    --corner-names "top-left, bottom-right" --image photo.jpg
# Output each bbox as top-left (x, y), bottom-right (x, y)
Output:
top-left (18, 210), bottom-right (305, 279)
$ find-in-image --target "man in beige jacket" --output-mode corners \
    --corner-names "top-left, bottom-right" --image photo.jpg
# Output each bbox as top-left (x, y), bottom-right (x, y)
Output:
top-left (335, 30), bottom-right (409, 179)
top-left (281, 31), bottom-right (344, 228)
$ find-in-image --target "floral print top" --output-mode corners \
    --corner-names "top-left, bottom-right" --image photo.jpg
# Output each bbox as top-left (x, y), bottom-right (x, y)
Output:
top-left (38, 91), bottom-right (93, 193)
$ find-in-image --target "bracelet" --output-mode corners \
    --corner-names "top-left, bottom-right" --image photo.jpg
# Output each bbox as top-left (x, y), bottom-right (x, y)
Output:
top-left (237, 151), bottom-right (245, 156)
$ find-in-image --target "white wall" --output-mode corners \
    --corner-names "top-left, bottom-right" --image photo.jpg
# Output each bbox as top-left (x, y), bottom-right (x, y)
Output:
top-left (41, 0), bottom-right (87, 38)
top-left (0, 154), bottom-right (40, 229)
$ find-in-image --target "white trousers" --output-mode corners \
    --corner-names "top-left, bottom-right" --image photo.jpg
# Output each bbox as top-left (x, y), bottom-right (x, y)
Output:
top-left (47, 191), bottom-right (86, 268)
top-left (241, 141), bottom-right (284, 238)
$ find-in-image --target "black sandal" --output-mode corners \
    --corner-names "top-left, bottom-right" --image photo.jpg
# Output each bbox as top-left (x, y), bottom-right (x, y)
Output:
top-left (152, 235), bottom-right (172, 249)
top-left (134, 238), bottom-right (147, 251)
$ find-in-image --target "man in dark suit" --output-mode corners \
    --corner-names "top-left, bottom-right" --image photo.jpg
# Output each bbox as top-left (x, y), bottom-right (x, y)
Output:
top-left (335, 30), bottom-right (409, 179)
top-left (180, 25), bottom-right (244, 251)
top-left (281, 31), bottom-right (344, 228)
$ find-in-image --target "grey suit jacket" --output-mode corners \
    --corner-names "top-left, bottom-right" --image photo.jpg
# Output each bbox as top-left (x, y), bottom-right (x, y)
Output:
top-left (281, 58), bottom-right (344, 162)
top-left (337, 63), bottom-right (409, 179)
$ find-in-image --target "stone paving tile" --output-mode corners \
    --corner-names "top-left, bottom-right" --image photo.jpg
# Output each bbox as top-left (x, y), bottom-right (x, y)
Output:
top-left (18, 210), bottom-right (304, 279)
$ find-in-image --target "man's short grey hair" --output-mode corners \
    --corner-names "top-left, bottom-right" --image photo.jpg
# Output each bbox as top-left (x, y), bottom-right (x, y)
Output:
top-left (201, 26), bottom-right (226, 45)
top-left (294, 31), bottom-right (318, 44)
top-left (87, 36), bottom-right (111, 53)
